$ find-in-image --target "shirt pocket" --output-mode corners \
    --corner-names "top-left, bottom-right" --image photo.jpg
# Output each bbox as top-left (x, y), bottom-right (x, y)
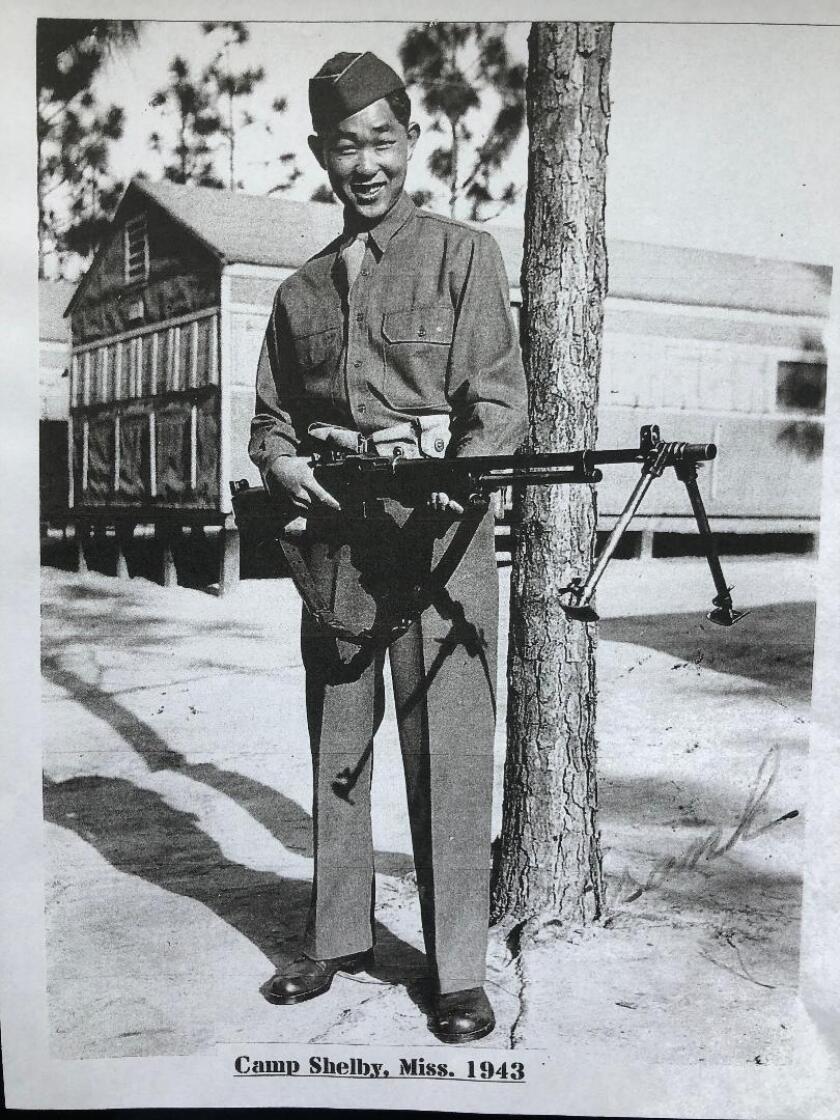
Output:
top-left (380, 303), bottom-right (454, 410)
top-left (290, 325), bottom-right (342, 404)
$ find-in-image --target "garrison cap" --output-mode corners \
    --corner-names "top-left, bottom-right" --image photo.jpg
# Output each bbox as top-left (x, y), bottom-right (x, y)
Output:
top-left (309, 51), bottom-right (405, 134)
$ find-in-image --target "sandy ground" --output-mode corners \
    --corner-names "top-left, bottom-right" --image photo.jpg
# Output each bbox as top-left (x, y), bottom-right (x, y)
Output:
top-left (41, 553), bottom-right (822, 1083)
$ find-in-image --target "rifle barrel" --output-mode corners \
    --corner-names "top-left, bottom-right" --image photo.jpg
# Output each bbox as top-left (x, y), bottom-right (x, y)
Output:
top-left (388, 450), bottom-right (602, 478)
top-left (386, 442), bottom-right (716, 477)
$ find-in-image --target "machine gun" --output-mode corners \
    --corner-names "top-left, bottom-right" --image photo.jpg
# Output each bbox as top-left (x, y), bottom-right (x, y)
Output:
top-left (230, 424), bottom-right (745, 629)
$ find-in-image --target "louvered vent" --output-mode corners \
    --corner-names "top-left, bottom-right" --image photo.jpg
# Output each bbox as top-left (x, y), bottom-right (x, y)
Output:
top-left (123, 214), bottom-right (149, 286)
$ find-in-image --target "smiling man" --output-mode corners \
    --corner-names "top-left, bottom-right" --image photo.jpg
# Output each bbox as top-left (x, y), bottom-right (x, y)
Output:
top-left (249, 51), bottom-right (528, 1044)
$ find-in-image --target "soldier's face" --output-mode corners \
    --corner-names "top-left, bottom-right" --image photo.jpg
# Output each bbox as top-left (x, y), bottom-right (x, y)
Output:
top-left (310, 98), bottom-right (419, 224)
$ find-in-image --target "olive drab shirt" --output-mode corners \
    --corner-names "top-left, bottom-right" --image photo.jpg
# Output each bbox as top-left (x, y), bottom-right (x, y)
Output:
top-left (249, 192), bottom-right (529, 476)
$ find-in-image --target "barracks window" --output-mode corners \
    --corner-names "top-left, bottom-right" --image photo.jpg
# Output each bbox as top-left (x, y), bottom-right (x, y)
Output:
top-left (776, 360), bottom-right (827, 415)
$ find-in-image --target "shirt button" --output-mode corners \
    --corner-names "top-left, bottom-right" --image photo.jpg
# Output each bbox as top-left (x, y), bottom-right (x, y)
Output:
top-left (353, 359), bottom-right (362, 369)
top-left (356, 313), bottom-right (364, 324)
top-left (358, 403), bottom-right (367, 413)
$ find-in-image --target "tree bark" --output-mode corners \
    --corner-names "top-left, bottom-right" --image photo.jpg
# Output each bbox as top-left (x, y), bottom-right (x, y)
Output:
top-left (492, 22), bottom-right (612, 927)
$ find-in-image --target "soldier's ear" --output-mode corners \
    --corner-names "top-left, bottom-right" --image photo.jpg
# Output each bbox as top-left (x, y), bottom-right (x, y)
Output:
top-left (406, 121), bottom-right (420, 159)
top-left (308, 134), bottom-right (327, 169)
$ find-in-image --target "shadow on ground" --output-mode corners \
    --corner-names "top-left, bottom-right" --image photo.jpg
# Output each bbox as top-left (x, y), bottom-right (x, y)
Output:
top-left (42, 637), bottom-right (429, 1014)
top-left (41, 593), bottom-right (274, 666)
top-left (43, 773), bottom-right (431, 1010)
top-left (41, 570), bottom-right (813, 1054)
top-left (601, 601), bottom-right (815, 699)
top-left (602, 830), bottom-right (803, 923)
top-left (41, 652), bottom-right (416, 875)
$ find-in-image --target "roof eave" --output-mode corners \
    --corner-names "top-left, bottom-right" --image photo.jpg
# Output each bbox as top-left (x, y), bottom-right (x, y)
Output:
top-left (64, 181), bottom-right (137, 317)
top-left (64, 178), bottom-right (228, 318)
top-left (133, 179), bottom-right (228, 266)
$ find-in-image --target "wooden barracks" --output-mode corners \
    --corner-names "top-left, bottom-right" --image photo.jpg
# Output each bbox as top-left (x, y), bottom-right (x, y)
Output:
top-left (60, 178), bottom-right (830, 591)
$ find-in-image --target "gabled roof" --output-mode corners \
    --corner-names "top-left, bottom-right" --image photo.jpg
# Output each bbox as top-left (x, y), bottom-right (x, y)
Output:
top-left (68, 178), bottom-right (832, 320)
top-left (65, 178), bottom-right (346, 315)
top-left (488, 225), bottom-right (831, 320)
top-left (39, 280), bottom-right (76, 340)
top-left (134, 177), bottom-right (344, 269)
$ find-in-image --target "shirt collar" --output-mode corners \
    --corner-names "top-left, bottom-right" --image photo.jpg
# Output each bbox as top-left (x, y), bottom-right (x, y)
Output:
top-left (341, 191), bottom-right (415, 256)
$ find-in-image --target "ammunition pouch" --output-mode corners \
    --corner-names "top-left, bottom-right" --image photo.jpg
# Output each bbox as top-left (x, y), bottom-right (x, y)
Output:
top-left (307, 413), bottom-right (451, 460)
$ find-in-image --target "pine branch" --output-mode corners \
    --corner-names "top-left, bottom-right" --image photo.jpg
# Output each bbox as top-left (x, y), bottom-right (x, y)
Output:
top-left (470, 186), bottom-right (523, 223)
top-left (40, 88), bottom-right (88, 127)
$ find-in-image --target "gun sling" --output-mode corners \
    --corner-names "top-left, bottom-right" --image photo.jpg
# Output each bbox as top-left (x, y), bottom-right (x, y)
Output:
top-left (275, 500), bottom-right (489, 646)
top-left (271, 414), bottom-right (489, 646)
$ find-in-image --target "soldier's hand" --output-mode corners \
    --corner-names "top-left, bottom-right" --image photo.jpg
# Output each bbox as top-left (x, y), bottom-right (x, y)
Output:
top-left (428, 491), bottom-right (465, 516)
top-left (265, 457), bottom-right (341, 512)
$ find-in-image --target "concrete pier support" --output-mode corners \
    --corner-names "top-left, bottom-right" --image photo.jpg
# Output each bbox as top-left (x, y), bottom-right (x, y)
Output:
top-left (116, 524), bottom-right (133, 581)
top-left (219, 525), bottom-right (240, 597)
top-left (155, 523), bottom-right (178, 589)
top-left (75, 521), bottom-right (89, 575)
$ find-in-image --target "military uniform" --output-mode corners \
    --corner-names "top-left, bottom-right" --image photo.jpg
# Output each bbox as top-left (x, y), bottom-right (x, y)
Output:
top-left (249, 54), bottom-right (528, 1011)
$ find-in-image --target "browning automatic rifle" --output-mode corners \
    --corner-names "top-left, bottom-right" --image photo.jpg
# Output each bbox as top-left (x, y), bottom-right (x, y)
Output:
top-left (230, 424), bottom-right (745, 628)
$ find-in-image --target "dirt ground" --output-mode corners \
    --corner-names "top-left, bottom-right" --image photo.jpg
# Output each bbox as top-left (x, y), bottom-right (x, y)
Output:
top-left (40, 552), bottom-right (826, 1094)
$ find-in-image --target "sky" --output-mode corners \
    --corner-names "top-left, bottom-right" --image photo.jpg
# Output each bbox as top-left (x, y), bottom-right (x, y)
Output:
top-left (86, 19), bottom-right (840, 265)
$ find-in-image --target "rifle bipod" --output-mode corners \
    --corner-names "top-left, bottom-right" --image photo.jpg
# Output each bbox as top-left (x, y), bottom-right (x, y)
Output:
top-left (559, 425), bottom-right (746, 627)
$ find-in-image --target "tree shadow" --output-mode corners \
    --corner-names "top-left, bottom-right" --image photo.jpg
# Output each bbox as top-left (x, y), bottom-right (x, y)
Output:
top-left (599, 761), bottom-right (804, 952)
top-left (41, 597), bottom-right (272, 656)
top-left (601, 601), bottom-right (815, 700)
top-left (52, 582), bottom-right (126, 602)
top-left (773, 318), bottom-right (827, 462)
top-left (599, 766), bottom-right (804, 835)
top-left (603, 852), bottom-right (802, 950)
top-left (39, 569), bottom-right (470, 1024)
top-left (43, 774), bottom-right (429, 1004)
top-left (41, 655), bottom-right (415, 880)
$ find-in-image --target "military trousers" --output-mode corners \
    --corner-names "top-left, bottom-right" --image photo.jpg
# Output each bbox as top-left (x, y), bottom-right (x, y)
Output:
top-left (299, 500), bottom-right (499, 995)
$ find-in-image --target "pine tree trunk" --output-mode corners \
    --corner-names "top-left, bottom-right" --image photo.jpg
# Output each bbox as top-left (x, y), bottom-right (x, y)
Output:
top-left (448, 116), bottom-right (459, 217)
top-left (37, 141), bottom-right (46, 279)
top-left (492, 22), bottom-right (612, 927)
top-left (228, 93), bottom-right (235, 191)
top-left (37, 113), bottom-right (48, 279)
top-left (179, 115), bottom-right (188, 182)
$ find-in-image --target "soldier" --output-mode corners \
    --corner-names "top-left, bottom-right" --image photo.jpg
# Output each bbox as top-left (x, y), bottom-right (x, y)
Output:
top-left (249, 50), bottom-right (528, 1043)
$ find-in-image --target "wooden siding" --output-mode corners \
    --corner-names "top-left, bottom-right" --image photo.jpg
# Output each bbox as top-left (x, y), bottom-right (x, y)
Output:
top-left (70, 311), bottom-right (221, 512)
top-left (70, 197), bottom-right (220, 345)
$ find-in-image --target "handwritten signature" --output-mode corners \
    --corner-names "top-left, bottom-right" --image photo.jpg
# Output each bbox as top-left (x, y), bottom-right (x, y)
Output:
top-left (614, 746), bottom-right (799, 905)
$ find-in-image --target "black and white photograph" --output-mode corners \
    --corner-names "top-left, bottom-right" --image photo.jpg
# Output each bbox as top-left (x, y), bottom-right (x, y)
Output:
top-left (2, 0), bottom-right (840, 1113)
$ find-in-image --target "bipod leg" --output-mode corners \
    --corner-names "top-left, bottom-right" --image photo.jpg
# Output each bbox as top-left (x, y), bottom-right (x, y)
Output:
top-left (560, 467), bottom-right (659, 623)
top-left (675, 461), bottom-right (746, 626)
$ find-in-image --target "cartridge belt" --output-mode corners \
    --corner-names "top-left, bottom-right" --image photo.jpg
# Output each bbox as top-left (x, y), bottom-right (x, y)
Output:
top-left (307, 413), bottom-right (451, 460)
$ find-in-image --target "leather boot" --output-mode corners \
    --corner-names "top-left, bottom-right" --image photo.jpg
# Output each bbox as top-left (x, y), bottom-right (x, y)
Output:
top-left (265, 949), bottom-right (375, 1005)
top-left (432, 987), bottom-right (495, 1043)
